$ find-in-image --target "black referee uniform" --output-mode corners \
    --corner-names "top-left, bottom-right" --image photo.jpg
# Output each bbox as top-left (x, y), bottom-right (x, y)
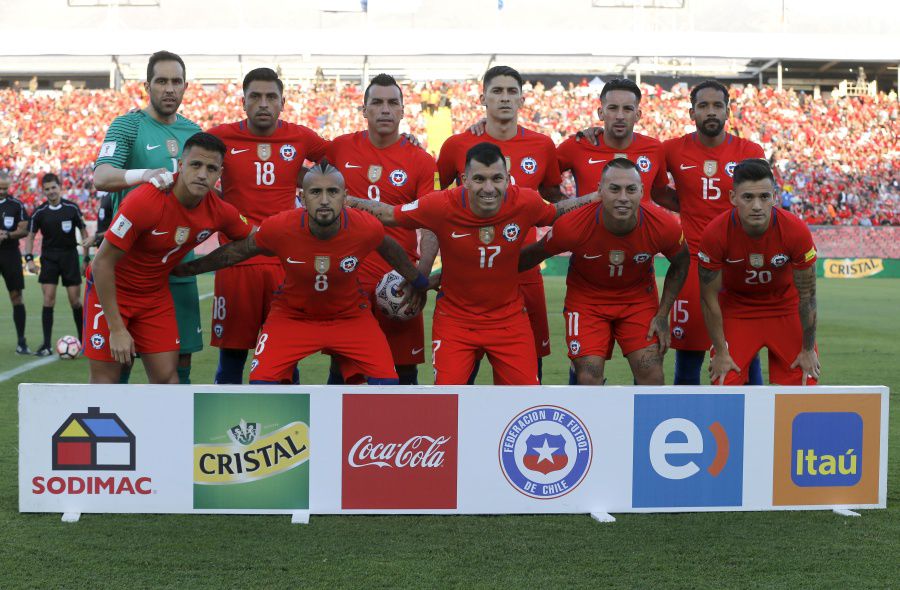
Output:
top-left (0, 192), bottom-right (29, 351)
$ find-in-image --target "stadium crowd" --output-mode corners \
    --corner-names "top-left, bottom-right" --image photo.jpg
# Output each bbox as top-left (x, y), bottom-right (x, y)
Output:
top-left (1, 79), bottom-right (897, 227)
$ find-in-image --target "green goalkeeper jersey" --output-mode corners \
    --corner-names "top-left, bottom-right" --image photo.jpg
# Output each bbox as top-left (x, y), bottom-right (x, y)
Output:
top-left (94, 109), bottom-right (203, 283)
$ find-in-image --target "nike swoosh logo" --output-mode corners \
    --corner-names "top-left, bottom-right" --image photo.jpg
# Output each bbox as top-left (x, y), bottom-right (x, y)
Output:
top-left (146, 144), bottom-right (160, 150)
top-left (725, 258), bottom-right (745, 263)
top-left (230, 148), bottom-right (249, 155)
top-left (151, 229), bottom-right (168, 235)
top-left (451, 232), bottom-right (471, 238)
top-left (196, 327), bottom-right (202, 333)
top-left (411, 347), bottom-right (424, 355)
top-left (588, 158), bottom-right (606, 164)
top-left (680, 164), bottom-right (696, 170)
top-left (583, 253), bottom-right (603, 259)
top-left (541, 340), bottom-right (550, 347)
top-left (345, 163), bottom-right (362, 169)
top-left (286, 257), bottom-right (305, 264)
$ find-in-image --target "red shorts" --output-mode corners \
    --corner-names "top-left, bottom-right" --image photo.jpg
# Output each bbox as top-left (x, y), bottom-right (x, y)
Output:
top-left (82, 279), bottom-right (179, 362)
top-left (211, 263), bottom-right (284, 350)
top-left (431, 310), bottom-right (538, 385)
top-left (520, 278), bottom-right (551, 358)
top-left (359, 272), bottom-right (425, 366)
top-left (249, 309), bottom-right (397, 384)
top-left (564, 298), bottom-right (658, 360)
top-left (716, 314), bottom-right (819, 386)
top-left (670, 257), bottom-right (712, 351)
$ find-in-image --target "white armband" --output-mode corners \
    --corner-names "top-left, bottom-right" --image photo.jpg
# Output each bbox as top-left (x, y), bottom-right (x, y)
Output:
top-left (124, 169), bottom-right (148, 186)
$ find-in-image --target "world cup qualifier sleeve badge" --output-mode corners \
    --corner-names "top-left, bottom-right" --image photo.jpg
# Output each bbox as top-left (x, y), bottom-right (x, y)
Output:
top-left (499, 405), bottom-right (592, 499)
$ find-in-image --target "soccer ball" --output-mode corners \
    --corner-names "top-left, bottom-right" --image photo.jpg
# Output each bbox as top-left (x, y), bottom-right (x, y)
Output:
top-left (56, 335), bottom-right (82, 359)
top-left (374, 270), bottom-right (416, 321)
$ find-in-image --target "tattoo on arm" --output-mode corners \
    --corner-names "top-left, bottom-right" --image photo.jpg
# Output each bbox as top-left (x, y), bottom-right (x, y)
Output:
top-left (178, 234), bottom-right (261, 276)
top-left (518, 240), bottom-right (551, 272)
top-left (698, 265), bottom-right (720, 286)
top-left (554, 193), bottom-right (596, 219)
top-left (376, 236), bottom-right (418, 283)
top-left (794, 265), bottom-right (817, 350)
top-left (658, 246), bottom-right (690, 313)
top-left (345, 197), bottom-right (396, 225)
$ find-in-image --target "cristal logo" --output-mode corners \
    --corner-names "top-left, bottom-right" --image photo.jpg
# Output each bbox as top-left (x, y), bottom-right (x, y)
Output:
top-left (649, 418), bottom-right (730, 480)
top-left (348, 435), bottom-right (450, 468)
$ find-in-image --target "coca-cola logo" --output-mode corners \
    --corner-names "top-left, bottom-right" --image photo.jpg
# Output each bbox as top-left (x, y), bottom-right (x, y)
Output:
top-left (348, 435), bottom-right (451, 468)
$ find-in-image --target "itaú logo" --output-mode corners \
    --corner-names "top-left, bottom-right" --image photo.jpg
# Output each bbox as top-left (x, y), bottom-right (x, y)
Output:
top-left (348, 435), bottom-right (451, 468)
top-left (649, 418), bottom-right (730, 480)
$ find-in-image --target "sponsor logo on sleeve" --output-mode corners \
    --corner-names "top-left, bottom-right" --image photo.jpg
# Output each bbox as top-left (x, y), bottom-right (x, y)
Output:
top-left (110, 215), bottom-right (132, 238)
top-left (98, 141), bottom-right (116, 158)
top-left (401, 200), bottom-right (419, 212)
top-left (804, 247), bottom-right (817, 262)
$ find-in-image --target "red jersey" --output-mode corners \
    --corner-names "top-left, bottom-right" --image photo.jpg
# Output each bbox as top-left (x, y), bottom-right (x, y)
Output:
top-left (698, 208), bottom-right (817, 319)
top-left (557, 132), bottom-right (668, 199)
top-left (393, 185), bottom-right (556, 325)
top-left (664, 132), bottom-right (765, 254)
top-left (544, 202), bottom-right (684, 305)
top-left (208, 120), bottom-right (328, 264)
top-left (326, 131), bottom-right (436, 280)
top-left (103, 182), bottom-right (251, 298)
top-left (253, 207), bottom-right (384, 320)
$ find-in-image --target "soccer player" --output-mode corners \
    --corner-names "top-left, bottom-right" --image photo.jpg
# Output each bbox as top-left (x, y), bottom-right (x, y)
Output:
top-left (173, 162), bottom-right (428, 385)
top-left (206, 67), bottom-right (329, 384)
top-left (437, 65), bottom-right (563, 381)
top-left (660, 80), bottom-right (767, 385)
top-left (325, 73), bottom-right (439, 385)
top-left (93, 50), bottom-right (203, 384)
top-left (84, 133), bottom-right (251, 384)
top-left (519, 158), bottom-right (689, 385)
top-left (0, 171), bottom-right (31, 353)
top-left (698, 159), bottom-right (819, 385)
top-left (24, 173), bottom-right (90, 356)
top-left (557, 78), bottom-right (668, 201)
top-left (348, 143), bottom-right (598, 385)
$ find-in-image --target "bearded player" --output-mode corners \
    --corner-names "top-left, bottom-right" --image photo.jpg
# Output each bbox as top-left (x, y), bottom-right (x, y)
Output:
top-left (93, 50), bottom-right (204, 384)
top-left (173, 162), bottom-right (427, 385)
top-left (325, 73), bottom-right (438, 385)
top-left (519, 159), bottom-right (689, 385)
top-left (348, 143), bottom-right (597, 385)
top-left (206, 67), bottom-right (329, 383)
top-left (85, 133), bottom-right (252, 384)
top-left (698, 159), bottom-right (819, 385)
top-left (437, 66), bottom-right (563, 382)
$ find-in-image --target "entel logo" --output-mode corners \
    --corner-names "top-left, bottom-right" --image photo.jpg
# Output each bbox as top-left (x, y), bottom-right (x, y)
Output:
top-left (633, 394), bottom-right (744, 508)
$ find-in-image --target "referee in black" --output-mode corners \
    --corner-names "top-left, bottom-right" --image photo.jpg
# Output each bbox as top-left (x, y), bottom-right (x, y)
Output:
top-left (0, 171), bottom-right (31, 354)
top-left (24, 173), bottom-right (91, 356)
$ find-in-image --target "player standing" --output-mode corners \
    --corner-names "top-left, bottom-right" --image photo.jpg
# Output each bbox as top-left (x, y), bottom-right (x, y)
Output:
top-left (93, 50), bottom-right (203, 384)
top-left (325, 73), bottom-right (439, 385)
top-left (660, 80), bottom-right (767, 385)
top-left (437, 66), bottom-right (563, 381)
top-left (84, 133), bottom-right (251, 384)
top-left (698, 159), bottom-right (819, 385)
top-left (206, 67), bottom-right (329, 383)
top-left (349, 143), bottom-right (597, 385)
top-left (0, 171), bottom-right (32, 353)
top-left (173, 162), bottom-right (427, 385)
top-left (519, 159), bottom-right (689, 385)
top-left (24, 174), bottom-right (90, 356)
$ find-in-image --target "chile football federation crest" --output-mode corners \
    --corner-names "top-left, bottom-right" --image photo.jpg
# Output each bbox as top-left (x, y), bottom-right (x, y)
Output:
top-left (502, 223), bottom-right (521, 242)
top-left (703, 160), bottom-right (718, 177)
top-left (340, 256), bottom-right (358, 272)
top-left (389, 169), bottom-right (408, 187)
top-left (725, 161), bottom-right (738, 177)
top-left (771, 253), bottom-right (789, 267)
top-left (499, 405), bottom-right (592, 500)
top-left (257, 143), bottom-right (272, 161)
top-left (479, 226), bottom-right (495, 245)
top-left (636, 155), bottom-right (652, 173)
top-left (520, 157), bottom-right (538, 175)
top-left (280, 144), bottom-right (297, 162)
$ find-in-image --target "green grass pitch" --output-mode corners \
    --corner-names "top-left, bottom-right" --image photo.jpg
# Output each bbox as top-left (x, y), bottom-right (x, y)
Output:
top-left (1, 274), bottom-right (897, 588)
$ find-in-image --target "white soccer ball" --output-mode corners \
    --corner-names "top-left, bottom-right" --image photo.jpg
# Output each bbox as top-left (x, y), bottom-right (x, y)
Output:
top-left (375, 270), bottom-right (416, 321)
top-left (56, 335), bottom-right (82, 359)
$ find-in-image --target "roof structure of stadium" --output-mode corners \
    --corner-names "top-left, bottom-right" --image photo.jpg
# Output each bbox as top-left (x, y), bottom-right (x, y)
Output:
top-left (0, 0), bottom-right (897, 88)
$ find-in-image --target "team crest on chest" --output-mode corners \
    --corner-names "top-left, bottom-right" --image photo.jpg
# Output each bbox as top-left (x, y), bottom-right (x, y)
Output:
top-left (196, 229), bottom-right (211, 243)
top-left (633, 252), bottom-right (651, 263)
top-left (479, 226), bottom-right (495, 245)
top-left (257, 143), bottom-right (272, 161)
top-left (610, 250), bottom-right (625, 265)
top-left (703, 160), bottom-right (718, 177)
top-left (502, 223), bottom-right (521, 242)
top-left (725, 161), bottom-right (738, 177)
top-left (771, 253), bottom-right (789, 267)
top-left (280, 144), bottom-right (297, 162)
top-left (367, 165), bottom-right (383, 183)
top-left (340, 256), bottom-right (358, 272)
top-left (166, 139), bottom-right (179, 157)
top-left (749, 253), bottom-right (764, 268)
top-left (389, 169), bottom-right (408, 187)
top-left (314, 255), bottom-right (330, 274)
top-left (174, 227), bottom-right (190, 246)
top-left (636, 155), bottom-right (652, 173)
top-left (520, 157), bottom-right (537, 175)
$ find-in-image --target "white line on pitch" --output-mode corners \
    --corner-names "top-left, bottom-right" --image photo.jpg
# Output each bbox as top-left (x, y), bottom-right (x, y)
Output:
top-left (0, 356), bottom-right (58, 383)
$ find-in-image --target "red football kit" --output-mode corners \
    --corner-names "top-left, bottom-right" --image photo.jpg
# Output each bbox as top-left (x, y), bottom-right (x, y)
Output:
top-left (327, 131), bottom-right (437, 366)
top-left (207, 120), bottom-right (329, 349)
top-left (83, 182), bottom-right (251, 361)
top-left (663, 132), bottom-right (765, 350)
top-left (393, 185), bottom-right (557, 385)
top-left (248, 207), bottom-right (396, 383)
top-left (544, 202), bottom-right (684, 359)
top-left (437, 126), bottom-right (561, 358)
top-left (556, 132), bottom-right (668, 199)
top-left (698, 208), bottom-right (818, 385)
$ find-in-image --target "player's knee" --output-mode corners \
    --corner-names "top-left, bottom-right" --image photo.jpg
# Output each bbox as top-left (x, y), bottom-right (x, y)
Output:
top-left (574, 361), bottom-right (605, 385)
top-left (631, 346), bottom-right (664, 385)
top-left (10, 291), bottom-right (23, 305)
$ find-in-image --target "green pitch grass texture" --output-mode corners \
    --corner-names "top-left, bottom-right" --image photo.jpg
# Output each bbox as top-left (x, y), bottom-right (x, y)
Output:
top-left (1, 274), bottom-right (897, 588)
